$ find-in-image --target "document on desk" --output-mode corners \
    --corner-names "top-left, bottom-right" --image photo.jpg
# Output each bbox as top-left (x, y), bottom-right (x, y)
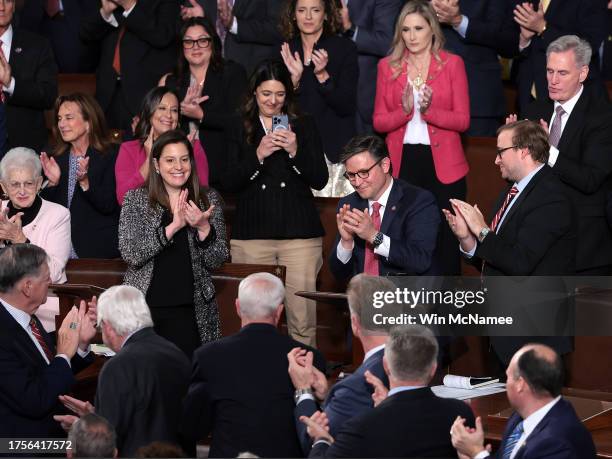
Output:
top-left (91, 344), bottom-right (116, 357)
top-left (431, 383), bottom-right (506, 400)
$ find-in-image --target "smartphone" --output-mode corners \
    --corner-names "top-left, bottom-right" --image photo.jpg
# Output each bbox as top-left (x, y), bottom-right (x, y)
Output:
top-left (272, 114), bottom-right (289, 132)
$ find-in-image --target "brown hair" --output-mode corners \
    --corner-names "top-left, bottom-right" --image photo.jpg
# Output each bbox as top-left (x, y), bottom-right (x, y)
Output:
top-left (497, 120), bottom-right (550, 164)
top-left (279, 0), bottom-right (342, 40)
top-left (51, 93), bottom-right (113, 156)
top-left (146, 129), bottom-right (208, 210)
top-left (388, 0), bottom-right (446, 79)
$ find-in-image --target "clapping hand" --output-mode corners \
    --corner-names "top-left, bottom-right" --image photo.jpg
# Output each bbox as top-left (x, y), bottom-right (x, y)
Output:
top-left (431, 0), bottom-right (461, 26)
top-left (364, 370), bottom-right (388, 407)
top-left (280, 43), bottom-right (304, 89)
top-left (505, 113), bottom-right (518, 125)
top-left (311, 49), bottom-right (329, 80)
top-left (450, 416), bottom-right (490, 457)
top-left (58, 395), bottom-right (94, 417)
top-left (514, 2), bottom-right (545, 39)
top-left (336, 204), bottom-right (355, 248)
top-left (418, 84), bottom-right (433, 114)
top-left (56, 307), bottom-right (81, 360)
top-left (300, 411), bottom-right (333, 443)
top-left (448, 199), bottom-right (488, 238)
top-left (341, 208), bottom-right (378, 245)
top-left (401, 81), bottom-right (414, 115)
top-left (443, 201), bottom-right (476, 252)
top-left (185, 200), bottom-right (215, 240)
top-left (180, 83), bottom-right (209, 121)
top-left (180, 0), bottom-right (204, 19)
top-left (0, 207), bottom-right (26, 244)
top-left (40, 152), bottom-right (61, 187)
top-left (0, 47), bottom-right (12, 87)
top-left (78, 297), bottom-right (98, 350)
top-left (76, 156), bottom-right (90, 190)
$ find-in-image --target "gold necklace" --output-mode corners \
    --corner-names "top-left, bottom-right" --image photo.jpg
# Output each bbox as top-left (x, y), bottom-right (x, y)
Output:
top-left (408, 55), bottom-right (428, 90)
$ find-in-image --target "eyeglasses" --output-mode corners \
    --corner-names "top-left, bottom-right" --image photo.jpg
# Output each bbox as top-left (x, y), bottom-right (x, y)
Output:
top-left (343, 158), bottom-right (384, 181)
top-left (5, 180), bottom-right (37, 192)
top-left (496, 145), bottom-right (518, 158)
top-left (182, 37), bottom-right (212, 49)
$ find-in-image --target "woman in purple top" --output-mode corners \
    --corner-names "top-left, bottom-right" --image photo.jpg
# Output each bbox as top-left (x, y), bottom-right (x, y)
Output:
top-left (115, 87), bottom-right (209, 204)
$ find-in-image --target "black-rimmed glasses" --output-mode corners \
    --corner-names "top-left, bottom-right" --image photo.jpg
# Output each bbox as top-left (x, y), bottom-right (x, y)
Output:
top-left (496, 145), bottom-right (518, 158)
top-left (182, 37), bottom-right (212, 49)
top-left (343, 158), bottom-right (384, 181)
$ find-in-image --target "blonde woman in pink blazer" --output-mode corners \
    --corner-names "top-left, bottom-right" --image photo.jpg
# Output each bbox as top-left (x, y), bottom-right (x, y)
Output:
top-left (0, 147), bottom-right (71, 331)
top-left (373, 0), bottom-right (469, 276)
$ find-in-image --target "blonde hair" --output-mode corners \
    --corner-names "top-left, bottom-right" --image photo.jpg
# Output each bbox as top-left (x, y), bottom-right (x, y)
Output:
top-left (388, 0), bottom-right (445, 79)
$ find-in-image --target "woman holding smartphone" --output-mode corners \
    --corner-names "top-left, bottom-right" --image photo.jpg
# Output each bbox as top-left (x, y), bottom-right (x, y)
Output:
top-left (221, 59), bottom-right (327, 347)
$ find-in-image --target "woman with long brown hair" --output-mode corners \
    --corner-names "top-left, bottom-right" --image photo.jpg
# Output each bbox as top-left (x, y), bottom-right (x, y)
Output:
top-left (40, 92), bottom-right (120, 258)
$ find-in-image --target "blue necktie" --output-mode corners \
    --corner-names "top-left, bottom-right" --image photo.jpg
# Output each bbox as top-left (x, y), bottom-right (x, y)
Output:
top-left (502, 420), bottom-right (524, 459)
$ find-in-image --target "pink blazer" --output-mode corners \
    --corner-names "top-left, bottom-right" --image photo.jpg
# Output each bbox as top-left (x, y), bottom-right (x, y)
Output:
top-left (373, 50), bottom-right (470, 184)
top-left (115, 138), bottom-right (210, 205)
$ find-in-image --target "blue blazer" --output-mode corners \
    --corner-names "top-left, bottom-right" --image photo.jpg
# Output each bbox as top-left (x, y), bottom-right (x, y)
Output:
top-left (498, 398), bottom-right (596, 459)
top-left (329, 178), bottom-right (440, 280)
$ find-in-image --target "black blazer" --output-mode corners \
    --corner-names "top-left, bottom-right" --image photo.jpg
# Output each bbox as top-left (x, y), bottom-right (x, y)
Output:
top-left (0, 302), bottom-right (92, 437)
top-left (181, 323), bottom-right (325, 458)
top-left (221, 114), bottom-right (328, 239)
top-left (309, 387), bottom-right (474, 458)
top-left (164, 60), bottom-right (247, 188)
top-left (523, 85), bottom-right (612, 272)
top-left (94, 327), bottom-right (191, 457)
top-left (288, 34), bottom-right (358, 163)
top-left (41, 146), bottom-right (120, 258)
top-left (509, 0), bottom-right (608, 111)
top-left (80, 0), bottom-right (178, 117)
top-left (6, 28), bottom-right (58, 151)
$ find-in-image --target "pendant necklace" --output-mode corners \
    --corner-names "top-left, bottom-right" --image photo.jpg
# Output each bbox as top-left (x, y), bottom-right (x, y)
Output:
top-left (408, 55), bottom-right (428, 91)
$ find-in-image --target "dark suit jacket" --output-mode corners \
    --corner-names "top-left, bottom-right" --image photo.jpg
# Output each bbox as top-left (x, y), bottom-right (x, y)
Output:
top-left (41, 146), bottom-right (120, 258)
top-left (222, 0), bottom-right (284, 75)
top-left (498, 398), bottom-right (596, 458)
top-left (348, 0), bottom-right (402, 129)
top-left (288, 34), bottom-right (358, 163)
top-left (181, 323), bottom-right (326, 458)
top-left (94, 327), bottom-right (190, 457)
top-left (309, 387), bottom-right (475, 458)
top-left (602, 10), bottom-right (612, 81)
top-left (80, 0), bottom-right (178, 117)
top-left (164, 60), bottom-right (247, 189)
top-left (510, 0), bottom-right (608, 111)
top-left (6, 28), bottom-right (58, 151)
top-left (0, 302), bottom-right (92, 437)
top-left (523, 85), bottom-right (612, 272)
top-left (329, 178), bottom-right (441, 281)
top-left (295, 348), bottom-right (388, 454)
top-left (0, 102), bottom-right (6, 156)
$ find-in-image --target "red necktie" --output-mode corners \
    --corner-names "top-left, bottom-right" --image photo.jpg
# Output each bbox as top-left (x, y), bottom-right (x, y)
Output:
top-left (363, 202), bottom-right (382, 275)
top-left (112, 26), bottom-right (126, 76)
top-left (490, 186), bottom-right (519, 232)
top-left (29, 316), bottom-right (55, 362)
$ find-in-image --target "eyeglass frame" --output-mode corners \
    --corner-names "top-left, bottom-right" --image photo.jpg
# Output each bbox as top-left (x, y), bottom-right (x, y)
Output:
top-left (496, 145), bottom-right (519, 158)
top-left (3, 179), bottom-right (39, 192)
top-left (182, 37), bottom-right (213, 49)
top-left (343, 157), bottom-right (385, 181)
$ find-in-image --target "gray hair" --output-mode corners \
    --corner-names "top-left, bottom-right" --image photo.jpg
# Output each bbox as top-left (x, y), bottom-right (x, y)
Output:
top-left (97, 285), bottom-right (154, 336)
top-left (68, 413), bottom-right (117, 458)
top-left (546, 35), bottom-right (592, 68)
top-left (0, 244), bottom-right (48, 293)
top-left (0, 147), bottom-right (42, 182)
top-left (346, 274), bottom-right (401, 333)
top-left (384, 325), bottom-right (438, 382)
top-left (238, 272), bottom-right (285, 320)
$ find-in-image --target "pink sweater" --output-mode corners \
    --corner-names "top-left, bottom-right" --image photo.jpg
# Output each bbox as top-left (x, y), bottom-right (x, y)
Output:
top-left (115, 139), bottom-right (210, 205)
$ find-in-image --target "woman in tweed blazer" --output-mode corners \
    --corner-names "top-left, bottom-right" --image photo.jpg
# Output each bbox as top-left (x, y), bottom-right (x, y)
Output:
top-left (119, 130), bottom-right (228, 356)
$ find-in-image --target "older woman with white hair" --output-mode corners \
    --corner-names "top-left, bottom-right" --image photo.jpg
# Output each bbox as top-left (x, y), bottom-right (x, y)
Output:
top-left (0, 147), bottom-right (71, 331)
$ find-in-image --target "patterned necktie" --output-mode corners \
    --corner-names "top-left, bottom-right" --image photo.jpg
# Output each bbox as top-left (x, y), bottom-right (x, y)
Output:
top-left (548, 105), bottom-right (566, 149)
top-left (491, 186), bottom-right (519, 232)
top-left (29, 316), bottom-right (55, 362)
top-left (363, 202), bottom-right (382, 275)
top-left (502, 420), bottom-right (524, 459)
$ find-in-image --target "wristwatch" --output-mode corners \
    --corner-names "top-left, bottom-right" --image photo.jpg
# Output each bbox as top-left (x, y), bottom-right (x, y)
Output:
top-left (477, 227), bottom-right (491, 243)
top-left (294, 388), bottom-right (313, 403)
top-left (372, 231), bottom-right (384, 248)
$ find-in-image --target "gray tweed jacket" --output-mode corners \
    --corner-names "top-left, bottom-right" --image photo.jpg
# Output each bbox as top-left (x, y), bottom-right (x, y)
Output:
top-left (118, 187), bottom-right (229, 343)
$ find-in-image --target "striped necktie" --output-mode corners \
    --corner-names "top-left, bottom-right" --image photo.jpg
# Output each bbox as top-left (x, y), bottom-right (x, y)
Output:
top-left (502, 420), bottom-right (524, 459)
top-left (29, 316), bottom-right (55, 362)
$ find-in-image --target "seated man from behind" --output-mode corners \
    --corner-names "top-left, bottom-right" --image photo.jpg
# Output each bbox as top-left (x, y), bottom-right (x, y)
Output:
top-left (54, 285), bottom-right (191, 457)
top-left (329, 135), bottom-right (440, 280)
top-left (181, 272), bottom-right (326, 458)
top-left (451, 343), bottom-right (596, 459)
top-left (67, 413), bottom-right (117, 458)
top-left (303, 324), bottom-right (475, 457)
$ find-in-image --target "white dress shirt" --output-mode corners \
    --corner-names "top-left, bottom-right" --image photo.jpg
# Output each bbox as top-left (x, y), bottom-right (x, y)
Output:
top-left (0, 26), bottom-right (16, 95)
top-left (547, 85), bottom-right (583, 167)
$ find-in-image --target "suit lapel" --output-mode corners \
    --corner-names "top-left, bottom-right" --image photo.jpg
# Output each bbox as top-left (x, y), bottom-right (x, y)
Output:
top-left (557, 90), bottom-right (587, 155)
top-left (0, 303), bottom-right (49, 367)
top-left (8, 30), bottom-right (25, 66)
top-left (380, 181), bottom-right (402, 235)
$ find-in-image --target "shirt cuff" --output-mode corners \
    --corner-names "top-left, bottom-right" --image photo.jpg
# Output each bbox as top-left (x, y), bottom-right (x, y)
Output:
top-left (548, 146), bottom-right (560, 166)
top-left (519, 39), bottom-right (531, 51)
top-left (453, 15), bottom-right (468, 38)
top-left (5, 77), bottom-right (15, 95)
top-left (230, 17), bottom-right (238, 34)
top-left (56, 354), bottom-right (71, 368)
top-left (123, 2), bottom-right (136, 16)
top-left (373, 234), bottom-right (390, 259)
top-left (313, 439), bottom-right (332, 447)
top-left (352, 26), bottom-right (359, 41)
top-left (77, 345), bottom-right (91, 358)
top-left (101, 10), bottom-right (119, 27)
top-left (296, 393), bottom-right (316, 405)
top-left (459, 241), bottom-right (477, 258)
top-left (336, 240), bottom-right (354, 264)
top-left (474, 450), bottom-right (490, 459)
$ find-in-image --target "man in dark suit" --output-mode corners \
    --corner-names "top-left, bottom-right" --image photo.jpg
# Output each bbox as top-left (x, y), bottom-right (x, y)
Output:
top-left (451, 344), bottom-right (596, 458)
top-left (80, 0), bottom-right (178, 132)
top-left (0, 244), bottom-right (95, 437)
top-left (181, 272), bottom-right (325, 458)
top-left (302, 324), bottom-right (475, 458)
top-left (445, 120), bottom-right (576, 364)
top-left (329, 135), bottom-right (440, 281)
top-left (289, 274), bottom-right (397, 454)
top-left (432, 0), bottom-right (517, 136)
top-left (522, 35), bottom-right (612, 275)
top-left (510, 0), bottom-right (607, 111)
top-left (54, 285), bottom-right (191, 457)
top-left (0, 0), bottom-right (58, 153)
top-left (339, 0), bottom-right (401, 134)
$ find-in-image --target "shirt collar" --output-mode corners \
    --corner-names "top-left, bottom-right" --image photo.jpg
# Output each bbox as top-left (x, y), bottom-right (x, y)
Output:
top-left (363, 343), bottom-right (385, 363)
top-left (553, 85), bottom-right (583, 117)
top-left (369, 178), bottom-right (394, 210)
top-left (515, 164), bottom-right (545, 193)
top-left (0, 25), bottom-right (13, 48)
top-left (0, 298), bottom-right (32, 332)
top-left (522, 396), bottom-right (561, 437)
top-left (388, 385), bottom-right (426, 396)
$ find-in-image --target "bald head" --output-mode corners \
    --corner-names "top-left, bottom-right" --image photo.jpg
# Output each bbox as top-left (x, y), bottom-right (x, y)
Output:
top-left (510, 344), bottom-right (563, 398)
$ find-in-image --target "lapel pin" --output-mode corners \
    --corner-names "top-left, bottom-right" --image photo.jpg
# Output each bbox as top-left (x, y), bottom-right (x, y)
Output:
top-left (15, 48), bottom-right (22, 54)
top-left (391, 206), bottom-right (396, 211)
